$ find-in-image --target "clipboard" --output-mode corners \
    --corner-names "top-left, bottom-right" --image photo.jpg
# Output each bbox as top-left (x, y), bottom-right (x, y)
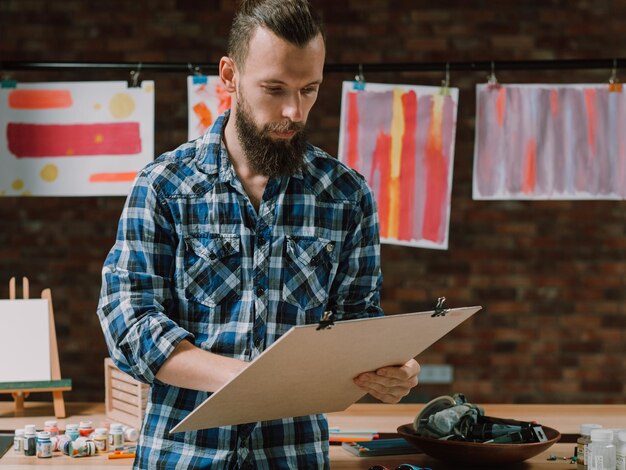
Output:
top-left (171, 306), bottom-right (481, 433)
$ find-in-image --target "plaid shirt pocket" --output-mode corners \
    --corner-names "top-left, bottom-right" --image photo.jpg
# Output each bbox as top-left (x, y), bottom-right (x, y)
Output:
top-left (183, 234), bottom-right (241, 307)
top-left (282, 236), bottom-right (336, 311)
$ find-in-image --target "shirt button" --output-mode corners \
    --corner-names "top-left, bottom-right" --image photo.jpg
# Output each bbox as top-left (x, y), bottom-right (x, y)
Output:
top-left (258, 236), bottom-right (266, 245)
top-left (256, 287), bottom-right (265, 296)
top-left (209, 252), bottom-right (217, 260)
top-left (255, 338), bottom-right (262, 348)
top-left (326, 243), bottom-right (335, 253)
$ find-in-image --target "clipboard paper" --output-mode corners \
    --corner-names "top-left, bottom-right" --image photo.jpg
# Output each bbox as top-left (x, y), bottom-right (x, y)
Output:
top-left (171, 306), bottom-right (481, 433)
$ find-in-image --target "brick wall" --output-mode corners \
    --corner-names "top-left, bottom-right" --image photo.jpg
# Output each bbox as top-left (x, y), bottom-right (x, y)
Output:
top-left (1, 0), bottom-right (624, 404)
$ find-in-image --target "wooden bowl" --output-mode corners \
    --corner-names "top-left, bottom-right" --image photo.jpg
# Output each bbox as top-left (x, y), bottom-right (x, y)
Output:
top-left (397, 424), bottom-right (561, 466)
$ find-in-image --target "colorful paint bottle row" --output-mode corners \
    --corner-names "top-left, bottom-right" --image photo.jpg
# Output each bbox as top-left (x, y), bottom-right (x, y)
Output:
top-left (14, 421), bottom-right (139, 458)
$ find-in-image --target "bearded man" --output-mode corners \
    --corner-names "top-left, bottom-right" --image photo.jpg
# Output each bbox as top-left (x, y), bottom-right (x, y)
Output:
top-left (97, 1), bottom-right (419, 468)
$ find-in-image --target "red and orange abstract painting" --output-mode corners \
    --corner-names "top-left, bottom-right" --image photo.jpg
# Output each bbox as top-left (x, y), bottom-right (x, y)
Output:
top-left (474, 83), bottom-right (626, 199)
top-left (339, 82), bottom-right (459, 249)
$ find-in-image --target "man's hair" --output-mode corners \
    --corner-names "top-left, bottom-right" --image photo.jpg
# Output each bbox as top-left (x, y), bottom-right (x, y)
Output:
top-left (228, 0), bottom-right (325, 68)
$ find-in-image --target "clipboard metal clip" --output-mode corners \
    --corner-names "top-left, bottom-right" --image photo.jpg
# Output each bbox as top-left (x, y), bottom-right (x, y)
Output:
top-left (431, 297), bottom-right (449, 317)
top-left (316, 310), bottom-right (335, 330)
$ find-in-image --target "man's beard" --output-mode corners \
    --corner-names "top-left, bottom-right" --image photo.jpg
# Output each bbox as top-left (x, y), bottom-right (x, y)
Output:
top-left (234, 94), bottom-right (307, 178)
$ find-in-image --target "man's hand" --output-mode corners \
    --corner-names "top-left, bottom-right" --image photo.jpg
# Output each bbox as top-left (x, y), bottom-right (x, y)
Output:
top-left (353, 359), bottom-right (420, 403)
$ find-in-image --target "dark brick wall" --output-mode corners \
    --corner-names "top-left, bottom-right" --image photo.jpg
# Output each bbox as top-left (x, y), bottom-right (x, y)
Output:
top-left (1, 0), bottom-right (624, 404)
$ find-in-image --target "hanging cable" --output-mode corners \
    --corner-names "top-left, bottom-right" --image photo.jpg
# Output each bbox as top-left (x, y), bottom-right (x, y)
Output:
top-left (0, 58), bottom-right (624, 74)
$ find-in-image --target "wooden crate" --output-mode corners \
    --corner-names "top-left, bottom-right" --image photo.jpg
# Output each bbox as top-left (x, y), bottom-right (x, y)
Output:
top-left (104, 358), bottom-right (149, 429)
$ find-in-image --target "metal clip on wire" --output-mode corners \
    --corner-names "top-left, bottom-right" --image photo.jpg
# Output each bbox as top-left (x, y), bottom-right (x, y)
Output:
top-left (439, 63), bottom-right (450, 96)
top-left (1, 72), bottom-right (17, 89)
top-left (609, 58), bottom-right (622, 92)
top-left (187, 62), bottom-right (202, 76)
top-left (487, 61), bottom-right (501, 90)
top-left (129, 62), bottom-right (142, 88)
top-left (353, 64), bottom-right (366, 91)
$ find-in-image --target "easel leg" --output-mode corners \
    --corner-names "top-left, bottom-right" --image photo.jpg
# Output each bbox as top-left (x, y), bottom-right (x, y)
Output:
top-left (52, 390), bottom-right (66, 418)
top-left (11, 391), bottom-right (29, 415)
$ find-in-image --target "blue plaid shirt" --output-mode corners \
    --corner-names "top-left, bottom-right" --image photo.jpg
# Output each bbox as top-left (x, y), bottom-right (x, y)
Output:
top-left (97, 111), bottom-right (383, 469)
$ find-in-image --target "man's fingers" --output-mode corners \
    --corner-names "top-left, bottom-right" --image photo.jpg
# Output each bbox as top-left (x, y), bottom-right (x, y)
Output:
top-left (360, 384), bottom-right (410, 403)
top-left (353, 359), bottom-right (420, 404)
top-left (376, 360), bottom-right (421, 380)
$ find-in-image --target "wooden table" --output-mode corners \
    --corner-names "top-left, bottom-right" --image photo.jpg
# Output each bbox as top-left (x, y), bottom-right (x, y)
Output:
top-left (2, 402), bottom-right (625, 469)
top-left (328, 403), bottom-right (626, 440)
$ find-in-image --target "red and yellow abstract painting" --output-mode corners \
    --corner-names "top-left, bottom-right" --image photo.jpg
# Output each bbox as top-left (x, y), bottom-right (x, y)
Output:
top-left (339, 82), bottom-right (459, 249)
top-left (1, 81), bottom-right (154, 196)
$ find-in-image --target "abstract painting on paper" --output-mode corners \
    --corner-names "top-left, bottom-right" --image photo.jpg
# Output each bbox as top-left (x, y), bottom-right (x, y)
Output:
top-left (338, 81), bottom-right (459, 250)
top-left (0, 81), bottom-right (154, 196)
top-left (187, 75), bottom-right (231, 141)
top-left (474, 83), bottom-right (626, 200)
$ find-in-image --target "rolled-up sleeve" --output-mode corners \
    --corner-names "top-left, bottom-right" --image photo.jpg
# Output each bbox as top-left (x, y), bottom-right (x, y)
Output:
top-left (97, 172), bottom-right (193, 384)
top-left (330, 177), bottom-right (384, 321)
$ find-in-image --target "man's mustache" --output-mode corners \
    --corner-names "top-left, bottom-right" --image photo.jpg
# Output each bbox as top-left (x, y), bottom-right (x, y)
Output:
top-left (264, 121), bottom-right (305, 134)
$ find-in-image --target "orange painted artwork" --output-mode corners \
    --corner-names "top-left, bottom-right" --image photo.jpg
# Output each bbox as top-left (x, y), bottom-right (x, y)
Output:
top-left (187, 75), bottom-right (231, 140)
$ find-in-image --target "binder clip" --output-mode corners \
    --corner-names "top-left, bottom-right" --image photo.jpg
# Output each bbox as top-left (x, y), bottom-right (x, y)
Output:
top-left (608, 59), bottom-right (622, 93)
top-left (431, 297), bottom-right (449, 317)
top-left (352, 64), bottom-right (366, 91)
top-left (487, 61), bottom-right (501, 91)
top-left (316, 310), bottom-right (335, 330)
top-left (438, 63), bottom-right (451, 96)
top-left (129, 62), bottom-right (142, 88)
top-left (188, 62), bottom-right (207, 85)
top-left (1, 75), bottom-right (17, 88)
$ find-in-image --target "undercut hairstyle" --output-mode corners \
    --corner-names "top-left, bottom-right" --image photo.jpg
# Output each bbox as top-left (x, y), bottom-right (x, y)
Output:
top-left (228, 0), bottom-right (325, 69)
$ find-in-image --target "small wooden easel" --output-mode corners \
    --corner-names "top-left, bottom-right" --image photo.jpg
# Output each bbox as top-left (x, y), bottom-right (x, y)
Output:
top-left (0, 277), bottom-right (72, 418)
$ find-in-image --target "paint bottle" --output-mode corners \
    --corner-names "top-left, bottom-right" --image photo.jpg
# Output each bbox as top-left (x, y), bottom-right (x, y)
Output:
top-left (36, 431), bottom-right (52, 458)
top-left (55, 434), bottom-right (69, 452)
top-left (58, 435), bottom-right (72, 455)
top-left (588, 429), bottom-right (615, 470)
top-left (13, 428), bottom-right (24, 453)
top-left (65, 423), bottom-right (80, 441)
top-left (69, 436), bottom-right (97, 458)
top-left (616, 431), bottom-right (626, 470)
top-left (122, 425), bottom-right (139, 442)
top-left (49, 435), bottom-right (59, 452)
top-left (23, 424), bottom-right (37, 456)
top-left (79, 420), bottom-right (94, 438)
top-left (109, 423), bottom-right (124, 450)
top-left (44, 420), bottom-right (59, 437)
top-left (93, 428), bottom-right (108, 452)
top-left (578, 424), bottom-right (603, 470)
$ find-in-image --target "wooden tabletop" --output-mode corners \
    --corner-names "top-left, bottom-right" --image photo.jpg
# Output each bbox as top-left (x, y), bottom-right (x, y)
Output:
top-left (2, 401), bottom-right (625, 468)
top-left (327, 403), bottom-right (626, 438)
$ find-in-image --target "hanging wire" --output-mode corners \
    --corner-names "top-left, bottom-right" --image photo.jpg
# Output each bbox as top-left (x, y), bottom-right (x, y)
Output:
top-left (1, 58), bottom-right (625, 74)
